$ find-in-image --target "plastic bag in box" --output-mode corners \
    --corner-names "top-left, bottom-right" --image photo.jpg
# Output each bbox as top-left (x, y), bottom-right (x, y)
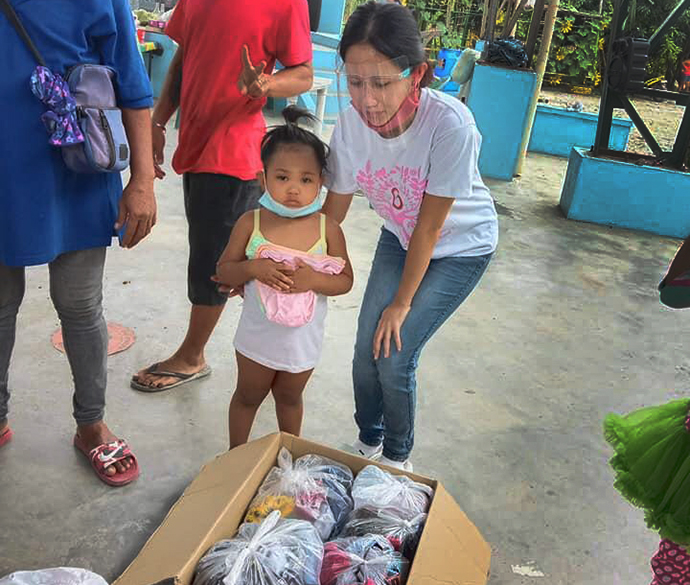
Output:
top-left (244, 447), bottom-right (354, 540)
top-left (320, 535), bottom-right (410, 585)
top-left (192, 510), bottom-right (323, 585)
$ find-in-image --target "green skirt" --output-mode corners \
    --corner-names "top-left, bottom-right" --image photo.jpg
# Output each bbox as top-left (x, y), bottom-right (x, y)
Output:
top-left (604, 398), bottom-right (690, 545)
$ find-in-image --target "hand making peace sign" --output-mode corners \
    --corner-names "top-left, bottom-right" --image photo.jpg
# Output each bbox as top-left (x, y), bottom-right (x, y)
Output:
top-left (238, 44), bottom-right (271, 99)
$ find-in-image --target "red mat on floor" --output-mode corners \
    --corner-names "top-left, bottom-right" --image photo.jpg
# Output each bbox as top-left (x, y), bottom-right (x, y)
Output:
top-left (51, 322), bottom-right (136, 356)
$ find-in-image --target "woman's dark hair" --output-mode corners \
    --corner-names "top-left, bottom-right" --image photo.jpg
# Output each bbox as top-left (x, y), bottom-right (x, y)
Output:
top-left (339, 1), bottom-right (434, 87)
top-left (260, 106), bottom-right (329, 172)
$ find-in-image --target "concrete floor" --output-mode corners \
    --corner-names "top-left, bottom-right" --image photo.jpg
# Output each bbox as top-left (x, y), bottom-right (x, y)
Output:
top-left (1, 122), bottom-right (688, 584)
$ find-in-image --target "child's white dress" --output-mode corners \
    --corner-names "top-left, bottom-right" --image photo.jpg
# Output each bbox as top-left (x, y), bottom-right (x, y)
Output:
top-left (234, 210), bottom-right (345, 373)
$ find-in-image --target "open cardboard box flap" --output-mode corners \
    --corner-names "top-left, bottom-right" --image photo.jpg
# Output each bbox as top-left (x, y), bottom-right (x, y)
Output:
top-left (113, 433), bottom-right (490, 585)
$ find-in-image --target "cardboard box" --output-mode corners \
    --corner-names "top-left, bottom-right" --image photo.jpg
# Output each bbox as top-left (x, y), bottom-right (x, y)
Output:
top-left (113, 433), bottom-right (491, 585)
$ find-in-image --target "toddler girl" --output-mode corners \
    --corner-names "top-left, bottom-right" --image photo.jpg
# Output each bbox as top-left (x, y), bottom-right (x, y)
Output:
top-left (214, 107), bottom-right (353, 448)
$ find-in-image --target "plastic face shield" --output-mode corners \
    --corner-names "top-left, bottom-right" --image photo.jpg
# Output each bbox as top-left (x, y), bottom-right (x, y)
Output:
top-left (339, 66), bottom-right (412, 93)
top-left (335, 55), bottom-right (417, 134)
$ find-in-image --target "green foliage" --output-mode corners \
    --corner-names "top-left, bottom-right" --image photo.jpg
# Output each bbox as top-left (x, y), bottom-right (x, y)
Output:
top-left (341, 0), bottom-right (690, 89)
top-left (545, 15), bottom-right (609, 86)
top-left (558, 0), bottom-right (608, 12)
top-left (648, 33), bottom-right (683, 80)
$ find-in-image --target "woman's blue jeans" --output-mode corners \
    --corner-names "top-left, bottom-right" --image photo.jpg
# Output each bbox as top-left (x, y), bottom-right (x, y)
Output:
top-left (353, 228), bottom-right (492, 462)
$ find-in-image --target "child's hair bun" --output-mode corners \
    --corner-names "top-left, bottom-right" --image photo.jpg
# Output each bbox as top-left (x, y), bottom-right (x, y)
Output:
top-left (282, 105), bottom-right (318, 128)
top-left (260, 106), bottom-right (330, 172)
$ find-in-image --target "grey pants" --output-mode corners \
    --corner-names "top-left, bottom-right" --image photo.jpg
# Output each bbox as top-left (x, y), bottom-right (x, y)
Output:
top-left (0, 248), bottom-right (108, 426)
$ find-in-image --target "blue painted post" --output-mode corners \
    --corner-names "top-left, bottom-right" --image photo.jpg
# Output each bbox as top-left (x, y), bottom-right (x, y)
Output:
top-left (319, 0), bottom-right (347, 34)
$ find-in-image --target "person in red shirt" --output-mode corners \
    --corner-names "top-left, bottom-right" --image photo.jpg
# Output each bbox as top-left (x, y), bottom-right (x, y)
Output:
top-left (680, 57), bottom-right (690, 93)
top-left (131, 0), bottom-right (313, 392)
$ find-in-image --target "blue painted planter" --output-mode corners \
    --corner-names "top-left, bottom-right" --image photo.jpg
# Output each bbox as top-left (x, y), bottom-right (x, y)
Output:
top-left (528, 105), bottom-right (633, 158)
top-left (560, 147), bottom-right (690, 238)
top-left (144, 30), bottom-right (177, 99)
top-left (466, 64), bottom-right (538, 180)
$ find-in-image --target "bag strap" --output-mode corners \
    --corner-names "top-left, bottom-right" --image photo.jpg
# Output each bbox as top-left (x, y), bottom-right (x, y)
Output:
top-left (0, 0), bottom-right (46, 66)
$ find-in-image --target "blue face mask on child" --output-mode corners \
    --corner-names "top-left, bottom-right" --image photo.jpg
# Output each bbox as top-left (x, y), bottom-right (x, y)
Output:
top-left (259, 189), bottom-right (322, 218)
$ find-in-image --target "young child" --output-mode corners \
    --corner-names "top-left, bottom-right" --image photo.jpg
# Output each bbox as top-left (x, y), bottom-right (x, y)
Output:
top-left (658, 234), bottom-right (690, 309)
top-left (604, 399), bottom-right (690, 584)
top-left (214, 106), bottom-right (354, 448)
top-left (604, 241), bottom-right (690, 584)
top-left (680, 57), bottom-right (690, 93)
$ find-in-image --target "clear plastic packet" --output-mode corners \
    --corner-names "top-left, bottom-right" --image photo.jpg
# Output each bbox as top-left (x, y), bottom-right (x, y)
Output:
top-left (337, 506), bottom-right (427, 559)
top-left (244, 447), bottom-right (354, 540)
top-left (320, 535), bottom-right (410, 585)
top-left (192, 511), bottom-right (323, 585)
top-left (0, 568), bottom-right (107, 585)
top-left (352, 465), bottom-right (433, 519)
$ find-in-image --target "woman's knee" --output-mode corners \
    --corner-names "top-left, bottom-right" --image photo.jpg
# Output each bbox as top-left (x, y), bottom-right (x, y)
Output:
top-left (376, 350), bottom-right (415, 391)
top-left (50, 285), bottom-right (103, 323)
top-left (49, 249), bottom-right (106, 322)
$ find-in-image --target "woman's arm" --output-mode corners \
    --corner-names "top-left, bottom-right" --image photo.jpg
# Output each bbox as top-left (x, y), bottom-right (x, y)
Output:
top-left (290, 217), bottom-right (354, 296)
top-left (373, 194), bottom-right (454, 359)
top-left (394, 194), bottom-right (454, 305)
top-left (117, 107), bottom-right (157, 248)
top-left (214, 213), bottom-right (294, 291)
top-left (322, 191), bottom-right (355, 225)
top-left (150, 47), bottom-right (183, 179)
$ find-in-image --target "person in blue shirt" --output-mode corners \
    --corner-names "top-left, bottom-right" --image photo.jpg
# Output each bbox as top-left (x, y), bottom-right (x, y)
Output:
top-left (0, 0), bottom-right (157, 486)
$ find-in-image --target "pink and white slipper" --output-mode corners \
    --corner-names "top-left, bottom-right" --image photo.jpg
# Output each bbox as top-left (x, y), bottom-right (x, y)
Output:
top-left (74, 434), bottom-right (140, 487)
top-left (0, 426), bottom-right (13, 448)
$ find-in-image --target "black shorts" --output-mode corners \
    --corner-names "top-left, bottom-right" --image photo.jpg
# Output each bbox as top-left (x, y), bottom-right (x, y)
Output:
top-left (183, 173), bottom-right (262, 306)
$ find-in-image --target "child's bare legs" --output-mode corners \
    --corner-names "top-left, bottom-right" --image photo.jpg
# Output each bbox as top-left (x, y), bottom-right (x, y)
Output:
top-left (272, 369), bottom-right (313, 436)
top-left (229, 352), bottom-right (275, 448)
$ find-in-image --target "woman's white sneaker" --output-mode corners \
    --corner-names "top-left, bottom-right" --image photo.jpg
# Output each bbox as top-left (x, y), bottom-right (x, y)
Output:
top-left (352, 439), bottom-right (383, 459)
top-left (378, 455), bottom-right (413, 472)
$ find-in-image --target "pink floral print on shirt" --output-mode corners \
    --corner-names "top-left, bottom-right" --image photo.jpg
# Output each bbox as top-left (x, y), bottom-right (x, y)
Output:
top-left (356, 161), bottom-right (429, 246)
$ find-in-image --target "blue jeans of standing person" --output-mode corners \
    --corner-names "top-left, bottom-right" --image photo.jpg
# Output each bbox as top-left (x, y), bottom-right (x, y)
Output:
top-left (354, 228), bottom-right (492, 462)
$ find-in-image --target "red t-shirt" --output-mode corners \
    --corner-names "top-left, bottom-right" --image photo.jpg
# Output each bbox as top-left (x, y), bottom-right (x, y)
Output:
top-left (683, 60), bottom-right (690, 76)
top-left (166, 0), bottom-right (312, 180)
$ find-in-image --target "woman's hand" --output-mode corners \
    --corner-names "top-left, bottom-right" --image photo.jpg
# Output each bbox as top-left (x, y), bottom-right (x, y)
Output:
top-left (373, 301), bottom-right (411, 360)
top-left (289, 259), bottom-right (319, 293)
top-left (116, 175), bottom-right (157, 248)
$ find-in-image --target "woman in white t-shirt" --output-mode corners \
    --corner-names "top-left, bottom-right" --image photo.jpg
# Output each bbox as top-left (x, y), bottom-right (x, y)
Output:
top-left (323, 1), bottom-right (498, 472)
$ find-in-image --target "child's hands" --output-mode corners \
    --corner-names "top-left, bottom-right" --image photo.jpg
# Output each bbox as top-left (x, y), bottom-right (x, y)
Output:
top-left (289, 259), bottom-right (319, 293)
top-left (252, 258), bottom-right (294, 291)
